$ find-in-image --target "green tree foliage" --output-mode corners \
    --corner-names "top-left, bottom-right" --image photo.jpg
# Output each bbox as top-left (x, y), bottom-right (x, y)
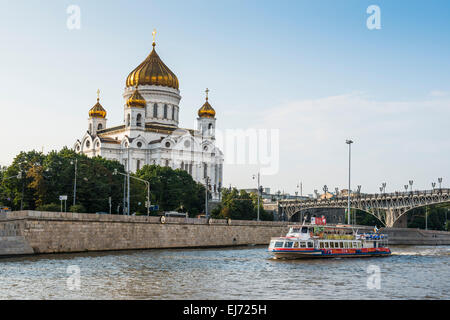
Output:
top-left (211, 187), bottom-right (273, 221)
top-left (0, 148), bottom-right (124, 213)
top-left (1, 149), bottom-right (206, 215)
top-left (407, 205), bottom-right (449, 231)
top-left (134, 165), bottom-right (205, 216)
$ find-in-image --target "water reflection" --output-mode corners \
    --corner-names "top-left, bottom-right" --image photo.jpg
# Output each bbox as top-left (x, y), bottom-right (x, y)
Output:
top-left (0, 246), bottom-right (448, 299)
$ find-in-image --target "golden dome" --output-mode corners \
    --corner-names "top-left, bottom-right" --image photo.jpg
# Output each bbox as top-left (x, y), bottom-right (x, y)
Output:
top-left (89, 90), bottom-right (107, 118)
top-left (126, 86), bottom-right (146, 108)
top-left (126, 42), bottom-right (179, 90)
top-left (198, 88), bottom-right (216, 118)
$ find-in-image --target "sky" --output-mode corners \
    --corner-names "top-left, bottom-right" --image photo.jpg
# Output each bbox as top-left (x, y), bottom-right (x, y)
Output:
top-left (0, 0), bottom-right (449, 195)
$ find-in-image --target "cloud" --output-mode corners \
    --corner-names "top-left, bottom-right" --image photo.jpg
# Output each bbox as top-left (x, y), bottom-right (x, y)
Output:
top-left (226, 92), bottom-right (450, 194)
top-left (430, 90), bottom-right (448, 97)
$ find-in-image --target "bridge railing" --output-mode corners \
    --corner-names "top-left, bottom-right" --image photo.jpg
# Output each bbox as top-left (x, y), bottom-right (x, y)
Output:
top-left (279, 188), bottom-right (450, 205)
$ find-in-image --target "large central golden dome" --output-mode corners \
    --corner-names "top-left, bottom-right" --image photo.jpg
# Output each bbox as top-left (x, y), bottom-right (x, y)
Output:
top-left (126, 43), bottom-right (179, 90)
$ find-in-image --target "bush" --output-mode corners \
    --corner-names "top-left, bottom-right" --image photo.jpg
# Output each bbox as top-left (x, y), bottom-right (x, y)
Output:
top-left (69, 204), bottom-right (86, 213)
top-left (36, 203), bottom-right (61, 212)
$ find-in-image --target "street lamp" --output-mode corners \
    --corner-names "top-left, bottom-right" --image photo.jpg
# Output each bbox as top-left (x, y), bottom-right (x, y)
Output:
top-left (335, 187), bottom-right (339, 197)
top-left (70, 159), bottom-right (78, 207)
top-left (113, 169), bottom-right (151, 216)
top-left (432, 182), bottom-right (436, 191)
top-left (323, 185), bottom-right (328, 200)
top-left (409, 180), bottom-right (414, 193)
top-left (252, 172), bottom-right (261, 221)
top-left (438, 177), bottom-right (443, 190)
top-left (205, 176), bottom-right (211, 218)
top-left (382, 182), bottom-right (387, 194)
top-left (346, 139), bottom-right (353, 225)
top-left (404, 185), bottom-right (409, 193)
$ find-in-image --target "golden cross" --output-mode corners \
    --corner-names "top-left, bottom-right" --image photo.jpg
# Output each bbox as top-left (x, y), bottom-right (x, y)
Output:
top-left (97, 89), bottom-right (100, 101)
top-left (205, 88), bottom-right (209, 100)
top-left (152, 29), bottom-right (157, 46)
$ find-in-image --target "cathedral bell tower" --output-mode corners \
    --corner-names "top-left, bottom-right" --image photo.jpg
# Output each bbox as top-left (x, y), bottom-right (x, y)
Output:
top-left (197, 88), bottom-right (216, 139)
top-left (88, 89), bottom-right (107, 136)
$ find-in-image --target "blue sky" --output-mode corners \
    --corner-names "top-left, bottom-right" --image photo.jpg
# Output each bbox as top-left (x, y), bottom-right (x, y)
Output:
top-left (0, 0), bottom-right (449, 195)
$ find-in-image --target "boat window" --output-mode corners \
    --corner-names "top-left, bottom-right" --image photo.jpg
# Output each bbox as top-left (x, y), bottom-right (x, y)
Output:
top-left (301, 227), bottom-right (308, 233)
top-left (349, 242), bottom-right (353, 248)
top-left (353, 242), bottom-right (358, 248)
top-left (344, 242), bottom-right (348, 248)
top-left (294, 242), bottom-right (299, 248)
top-left (320, 242), bottom-right (324, 249)
top-left (308, 241), bottom-right (314, 248)
top-left (284, 242), bottom-right (293, 248)
top-left (339, 242), bottom-right (344, 248)
top-left (275, 241), bottom-right (284, 248)
top-left (330, 242), bottom-right (335, 248)
top-left (334, 242), bottom-right (339, 248)
top-left (270, 241), bottom-right (276, 247)
top-left (325, 242), bottom-right (329, 248)
top-left (300, 242), bottom-right (306, 248)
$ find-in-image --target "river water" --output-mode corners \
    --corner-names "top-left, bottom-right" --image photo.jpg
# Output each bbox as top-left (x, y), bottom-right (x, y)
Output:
top-left (0, 245), bottom-right (448, 299)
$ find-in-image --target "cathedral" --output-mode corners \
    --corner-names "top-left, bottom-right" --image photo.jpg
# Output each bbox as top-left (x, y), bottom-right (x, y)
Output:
top-left (74, 34), bottom-right (224, 199)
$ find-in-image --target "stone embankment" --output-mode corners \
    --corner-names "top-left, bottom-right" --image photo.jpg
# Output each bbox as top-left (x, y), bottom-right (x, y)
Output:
top-left (0, 211), bottom-right (449, 256)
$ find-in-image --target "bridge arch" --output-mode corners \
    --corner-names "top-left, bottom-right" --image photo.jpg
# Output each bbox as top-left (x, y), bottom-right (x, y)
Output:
top-left (286, 206), bottom-right (384, 225)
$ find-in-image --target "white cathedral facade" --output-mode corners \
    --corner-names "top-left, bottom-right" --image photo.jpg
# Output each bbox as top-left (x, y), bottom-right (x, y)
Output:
top-left (74, 37), bottom-right (224, 199)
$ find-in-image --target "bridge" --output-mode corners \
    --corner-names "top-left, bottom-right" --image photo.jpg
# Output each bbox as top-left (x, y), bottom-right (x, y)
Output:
top-left (278, 189), bottom-right (450, 227)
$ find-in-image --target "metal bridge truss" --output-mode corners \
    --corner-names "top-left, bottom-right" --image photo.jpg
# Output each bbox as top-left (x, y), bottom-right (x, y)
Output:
top-left (279, 189), bottom-right (450, 227)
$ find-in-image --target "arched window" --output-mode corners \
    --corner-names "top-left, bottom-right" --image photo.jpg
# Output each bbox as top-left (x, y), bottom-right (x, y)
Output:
top-left (164, 105), bottom-right (168, 119)
top-left (153, 103), bottom-right (158, 118)
top-left (136, 114), bottom-right (142, 127)
top-left (208, 123), bottom-right (213, 135)
top-left (127, 114), bottom-right (131, 127)
top-left (89, 124), bottom-right (92, 133)
top-left (97, 123), bottom-right (103, 131)
top-left (171, 106), bottom-right (175, 120)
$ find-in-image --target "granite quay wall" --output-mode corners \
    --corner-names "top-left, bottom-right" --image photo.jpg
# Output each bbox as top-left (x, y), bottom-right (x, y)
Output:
top-left (0, 211), bottom-right (290, 256)
top-left (0, 211), bottom-right (449, 257)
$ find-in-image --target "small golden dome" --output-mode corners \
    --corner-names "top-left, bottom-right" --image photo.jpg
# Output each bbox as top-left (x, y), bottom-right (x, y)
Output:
top-left (198, 88), bottom-right (216, 118)
top-left (89, 90), bottom-right (107, 118)
top-left (126, 86), bottom-right (146, 108)
top-left (126, 42), bottom-right (179, 90)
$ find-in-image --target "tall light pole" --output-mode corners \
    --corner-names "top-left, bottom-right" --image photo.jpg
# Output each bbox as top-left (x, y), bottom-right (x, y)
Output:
top-left (113, 169), bottom-right (150, 216)
top-left (432, 182), bottom-right (436, 191)
top-left (205, 176), bottom-right (210, 218)
top-left (70, 159), bottom-right (78, 207)
top-left (409, 180), bottom-right (414, 193)
top-left (253, 172), bottom-right (260, 221)
top-left (438, 177), bottom-right (443, 190)
top-left (346, 139), bottom-right (353, 225)
top-left (127, 147), bottom-right (131, 215)
top-left (323, 185), bottom-right (328, 200)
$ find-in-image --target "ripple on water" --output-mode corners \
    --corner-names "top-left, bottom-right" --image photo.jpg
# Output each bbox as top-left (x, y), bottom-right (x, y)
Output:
top-left (0, 246), bottom-right (449, 299)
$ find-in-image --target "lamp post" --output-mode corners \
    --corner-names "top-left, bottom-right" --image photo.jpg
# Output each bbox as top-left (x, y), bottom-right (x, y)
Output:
top-left (70, 159), bottom-right (78, 207)
top-left (323, 185), bottom-right (328, 200)
top-left (335, 187), bottom-right (339, 197)
top-left (404, 185), bottom-right (409, 193)
top-left (409, 180), bottom-right (414, 193)
top-left (432, 182), bottom-right (436, 191)
top-left (297, 181), bottom-right (303, 197)
top-left (205, 176), bottom-right (210, 218)
top-left (346, 139), bottom-right (353, 225)
top-left (438, 177), bottom-right (443, 190)
top-left (252, 172), bottom-right (261, 221)
top-left (113, 169), bottom-right (150, 216)
top-left (382, 182), bottom-right (386, 194)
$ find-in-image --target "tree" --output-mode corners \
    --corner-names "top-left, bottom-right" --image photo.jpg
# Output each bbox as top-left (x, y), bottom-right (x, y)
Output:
top-left (212, 188), bottom-right (259, 220)
top-left (134, 165), bottom-right (205, 216)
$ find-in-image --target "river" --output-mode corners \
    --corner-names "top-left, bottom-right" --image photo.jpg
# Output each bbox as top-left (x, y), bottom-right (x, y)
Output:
top-left (0, 245), bottom-right (448, 299)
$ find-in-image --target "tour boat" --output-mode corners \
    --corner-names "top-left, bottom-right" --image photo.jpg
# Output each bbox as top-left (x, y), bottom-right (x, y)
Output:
top-left (268, 220), bottom-right (391, 259)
